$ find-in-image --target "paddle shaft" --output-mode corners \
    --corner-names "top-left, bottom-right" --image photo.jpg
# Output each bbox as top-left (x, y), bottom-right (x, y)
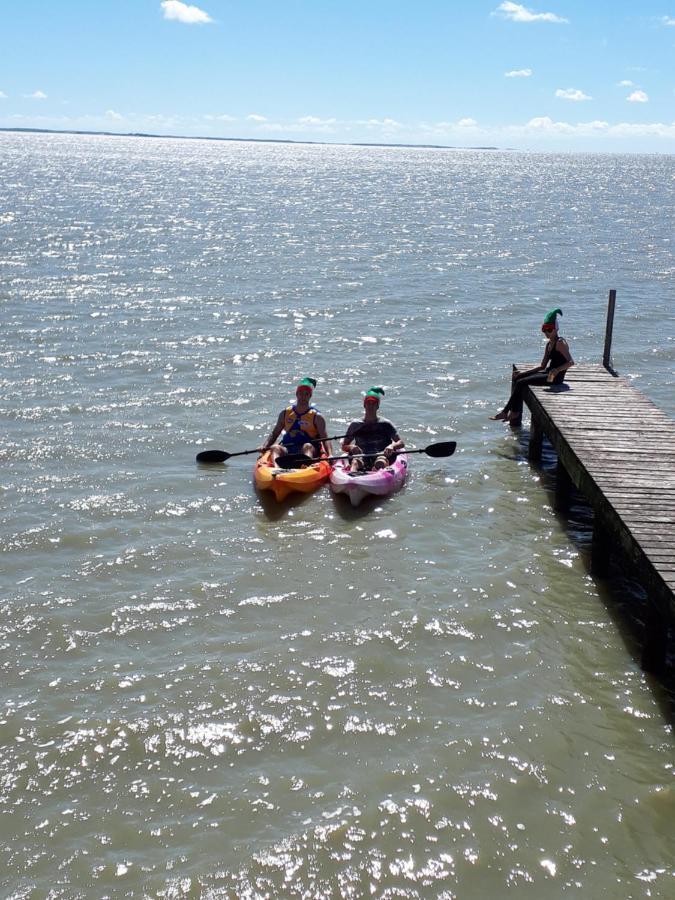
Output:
top-left (282, 442), bottom-right (456, 466)
top-left (323, 448), bottom-right (452, 463)
top-left (196, 432), bottom-right (349, 464)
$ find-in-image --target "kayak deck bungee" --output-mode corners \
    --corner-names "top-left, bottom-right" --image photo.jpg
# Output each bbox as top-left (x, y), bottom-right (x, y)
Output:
top-left (329, 453), bottom-right (408, 507)
top-left (253, 450), bottom-right (331, 502)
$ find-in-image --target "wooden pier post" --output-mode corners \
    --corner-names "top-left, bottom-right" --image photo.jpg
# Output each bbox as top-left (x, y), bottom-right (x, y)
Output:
top-left (591, 521), bottom-right (611, 577)
top-left (642, 600), bottom-right (669, 675)
top-left (603, 289), bottom-right (617, 373)
top-left (528, 416), bottom-right (543, 462)
top-left (554, 459), bottom-right (573, 513)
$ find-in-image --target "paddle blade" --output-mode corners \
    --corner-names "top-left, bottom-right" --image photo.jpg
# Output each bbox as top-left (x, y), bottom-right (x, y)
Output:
top-left (424, 441), bottom-right (457, 458)
top-left (196, 449), bottom-right (229, 464)
top-left (275, 454), bottom-right (313, 469)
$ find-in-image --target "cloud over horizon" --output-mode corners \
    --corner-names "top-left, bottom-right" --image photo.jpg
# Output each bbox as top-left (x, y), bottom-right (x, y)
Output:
top-left (627, 90), bottom-right (649, 102)
top-left (505, 68), bottom-right (533, 77)
top-left (494, 2), bottom-right (568, 24)
top-left (297, 116), bottom-right (338, 126)
top-left (161, 1), bottom-right (212, 25)
top-left (514, 116), bottom-right (675, 138)
top-left (4, 109), bottom-right (675, 147)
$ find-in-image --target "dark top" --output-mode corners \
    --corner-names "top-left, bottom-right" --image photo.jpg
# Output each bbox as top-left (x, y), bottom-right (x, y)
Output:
top-left (345, 418), bottom-right (398, 456)
top-left (544, 337), bottom-right (570, 382)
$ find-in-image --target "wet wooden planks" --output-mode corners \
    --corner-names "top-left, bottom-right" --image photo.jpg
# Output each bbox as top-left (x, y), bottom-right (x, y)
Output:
top-left (515, 363), bottom-right (675, 672)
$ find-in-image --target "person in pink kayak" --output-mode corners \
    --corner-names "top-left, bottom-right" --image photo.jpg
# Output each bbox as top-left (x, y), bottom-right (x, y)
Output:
top-left (261, 378), bottom-right (331, 463)
top-left (490, 307), bottom-right (574, 426)
top-left (342, 387), bottom-right (405, 473)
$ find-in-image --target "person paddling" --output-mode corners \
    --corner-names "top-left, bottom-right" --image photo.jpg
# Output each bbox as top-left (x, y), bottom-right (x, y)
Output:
top-left (342, 387), bottom-right (404, 473)
top-left (261, 378), bottom-right (331, 463)
top-left (490, 307), bottom-right (574, 426)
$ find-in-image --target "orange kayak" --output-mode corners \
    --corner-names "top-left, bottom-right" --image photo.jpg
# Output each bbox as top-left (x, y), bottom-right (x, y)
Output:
top-left (253, 450), bottom-right (331, 502)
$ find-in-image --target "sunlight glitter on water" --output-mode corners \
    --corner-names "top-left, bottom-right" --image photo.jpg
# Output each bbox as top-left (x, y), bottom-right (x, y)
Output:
top-left (0, 132), bottom-right (673, 897)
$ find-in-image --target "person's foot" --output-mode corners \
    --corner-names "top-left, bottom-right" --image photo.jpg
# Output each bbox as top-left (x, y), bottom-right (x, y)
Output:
top-left (489, 411), bottom-right (508, 421)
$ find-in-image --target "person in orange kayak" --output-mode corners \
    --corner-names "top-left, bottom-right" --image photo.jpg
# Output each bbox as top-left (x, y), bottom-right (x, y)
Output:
top-left (342, 387), bottom-right (404, 473)
top-left (261, 378), bottom-right (332, 463)
top-left (490, 307), bottom-right (574, 426)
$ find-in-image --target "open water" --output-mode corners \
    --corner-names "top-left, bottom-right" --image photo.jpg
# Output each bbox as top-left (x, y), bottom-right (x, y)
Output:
top-left (1, 132), bottom-right (674, 898)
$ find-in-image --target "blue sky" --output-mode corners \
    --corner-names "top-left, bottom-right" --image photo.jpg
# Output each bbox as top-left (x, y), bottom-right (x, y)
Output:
top-left (1, 1), bottom-right (674, 150)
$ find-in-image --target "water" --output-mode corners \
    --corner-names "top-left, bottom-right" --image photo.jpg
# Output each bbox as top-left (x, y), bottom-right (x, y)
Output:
top-left (1, 132), bottom-right (674, 898)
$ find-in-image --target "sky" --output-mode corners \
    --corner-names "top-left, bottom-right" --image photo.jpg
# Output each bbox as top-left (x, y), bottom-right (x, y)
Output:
top-left (1, 0), bottom-right (674, 151)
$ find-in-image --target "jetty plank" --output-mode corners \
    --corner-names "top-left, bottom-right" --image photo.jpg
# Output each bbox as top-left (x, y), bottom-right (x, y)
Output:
top-left (514, 363), bottom-right (675, 673)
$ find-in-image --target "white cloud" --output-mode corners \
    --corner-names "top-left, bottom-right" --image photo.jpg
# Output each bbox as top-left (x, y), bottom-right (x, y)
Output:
top-left (0, 91), bottom-right (7, 99)
top-left (254, 116), bottom-right (340, 134)
top-left (161, 1), bottom-right (212, 25)
top-left (359, 117), bottom-right (402, 128)
top-left (519, 116), bottom-right (607, 134)
top-left (555, 88), bottom-right (592, 101)
top-left (493, 2), bottom-right (568, 24)
top-left (662, 16), bottom-right (675, 26)
top-left (505, 68), bottom-right (533, 77)
top-left (507, 117), bottom-right (675, 139)
top-left (457, 118), bottom-right (478, 127)
top-left (618, 80), bottom-right (634, 87)
top-left (627, 90), bottom-right (649, 102)
top-left (247, 114), bottom-right (267, 122)
top-left (297, 116), bottom-right (337, 126)
top-left (26, 90), bottom-right (48, 100)
top-left (105, 109), bottom-right (124, 121)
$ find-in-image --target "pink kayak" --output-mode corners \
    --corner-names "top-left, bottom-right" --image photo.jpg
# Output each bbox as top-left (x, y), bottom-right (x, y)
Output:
top-left (329, 454), bottom-right (408, 507)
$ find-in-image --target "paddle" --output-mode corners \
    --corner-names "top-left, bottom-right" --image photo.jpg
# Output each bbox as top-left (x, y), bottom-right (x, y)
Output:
top-left (195, 433), bottom-right (350, 464)
top-left (276, 441), bottom-right (457, 469)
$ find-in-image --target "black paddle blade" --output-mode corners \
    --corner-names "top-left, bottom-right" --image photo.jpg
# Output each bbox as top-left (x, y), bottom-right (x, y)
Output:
top-left (196, 449), bottom-right (229, 464)
top-left (424, 441), bottom-right (457, 458)
top-left (274, 454), bottom-right (314, 469)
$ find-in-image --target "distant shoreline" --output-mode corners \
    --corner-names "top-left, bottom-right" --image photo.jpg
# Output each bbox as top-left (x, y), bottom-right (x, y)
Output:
top-left (0, 126), bottom-right (499, 152)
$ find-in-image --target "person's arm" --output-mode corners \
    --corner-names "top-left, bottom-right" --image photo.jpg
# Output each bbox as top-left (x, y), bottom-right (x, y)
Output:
top-left (260, 411), bottom-right (285, 452)
top-left (384, 428), bottom-right (404, 459)
top-left (546, 340), bottom-right (574, 382)
top-left (342, 424), bottom-right (358, 454)
top-left (314, 414), bottom-right (332, 456)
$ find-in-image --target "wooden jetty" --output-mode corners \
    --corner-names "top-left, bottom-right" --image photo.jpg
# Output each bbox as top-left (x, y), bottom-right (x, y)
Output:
top-left (514, 362), bottom-right (675, 673)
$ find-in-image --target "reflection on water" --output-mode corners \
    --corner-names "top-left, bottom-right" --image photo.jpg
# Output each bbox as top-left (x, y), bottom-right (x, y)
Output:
top-left (0, 132), bottom-right (673, 897)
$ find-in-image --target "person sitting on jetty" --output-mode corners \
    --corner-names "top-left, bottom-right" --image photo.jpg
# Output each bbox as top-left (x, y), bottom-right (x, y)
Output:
top-left (490, 307), bottom-right (574, 427)
top-left (342, 387), bottom-right (405, 473)
top-left (261, 378), bottom-right (331, 463)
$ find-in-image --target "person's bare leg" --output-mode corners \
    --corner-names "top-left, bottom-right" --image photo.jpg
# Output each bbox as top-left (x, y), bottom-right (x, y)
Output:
top-left (269, 444), bottom-right (285, 464)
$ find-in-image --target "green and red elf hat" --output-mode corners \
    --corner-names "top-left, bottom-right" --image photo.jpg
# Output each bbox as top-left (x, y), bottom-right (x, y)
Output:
top-left (364, 386), bottom-right (385, 403)
top-left (296, 377), bottom-right (317, 393)
top-left (542, 308), bottom-right (562, 332)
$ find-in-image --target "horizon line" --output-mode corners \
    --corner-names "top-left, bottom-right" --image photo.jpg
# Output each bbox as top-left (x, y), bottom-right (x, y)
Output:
top-left (0, 125), bottom-right (501, 152)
